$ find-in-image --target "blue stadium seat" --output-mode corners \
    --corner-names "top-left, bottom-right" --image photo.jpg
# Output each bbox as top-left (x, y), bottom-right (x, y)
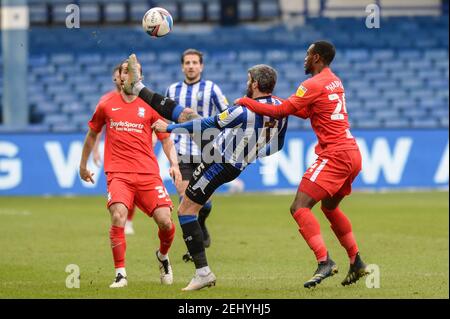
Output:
top-left (357, 89), bottom-right (379, 99)
top-left (265, 50), bottom-right (289, 62)
top-left (427, 79), bottom-right (449, 89)
top-left (345, 50), bottom-right (369, 61)
top-left (78, 54), bottom-right (102, 64)
top-left (383, 118), bottom-right (411, 128)
top-left (405, 108), bottom-right (428, 118)
top-left (58, 65), bottom-right (81, 75)
top-left (380, 60), bottom-right (405, 71)
top-left (239, 50), bottom-right (263, 62)
top-left (52, 123), bottom-right (79, 133)
top-left (401, 78), bottom-right (423, 89)
top-left (85, 64), bottom-right (110, 75)
top-left (76, 84), bottom-right (99, 94)
top-left (238, 0), bottom-right (255, 20)
top-left (61, 102), bottom-right (86, 114)
top-left (24, 124), bottom-right (52, 133)
top-left (152, 1), bottom-right (179, 21)
top-left (29, 4), bottom-right (48, 24)
top-left (392, 99), bottom-right (416, 109)
top-left (53, 94), bottom-right (78, 104)
top-left (425, 49), bottom-right (448, 60)
top-left (70, 74), bottom-right (94, 85)
top-left (46, 84), bottom-right (72, 95)
top-left (371, 50), bottom-right (395, 60)
top-left (43, 114), bottom-right (70, 125)
top-left (259, 1), bottom-right (280, 19)
top-left (374, 109), bottom-right (400, 120)
top-left (34, 102), bottom-right (59, 114)
top-left (80, 4), bottom-right (100, 23)
top-left (207, 0), bottom-right (220, 22)
top-left (182, 1), bottom-right (204, 22)
top-left (397, 50), bottom-right (422, 61)
top-left (104, 3), bottom-right (126, 23)
top-left (357, 119), bottom-right (382, 128)
top-left (411, 118), bottom-right (440, 128)
top-left (29, 55), bottom-right (48, 67)
top-left (51, 4), bottom-right (70, 24)
top-left (130, 2), bottom-right (150, 23)
top-left (71, 113), bottom-right (92, 126)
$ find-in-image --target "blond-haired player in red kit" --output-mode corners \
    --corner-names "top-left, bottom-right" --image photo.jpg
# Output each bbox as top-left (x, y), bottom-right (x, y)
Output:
top-left (79, 59), bottom-right (181, 288)
top-left (236, 41), bottom-right (370, 288)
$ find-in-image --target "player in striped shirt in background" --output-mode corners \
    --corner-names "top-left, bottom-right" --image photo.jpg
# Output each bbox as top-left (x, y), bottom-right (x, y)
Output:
top-left (165, 49), bottom-right (229, 259)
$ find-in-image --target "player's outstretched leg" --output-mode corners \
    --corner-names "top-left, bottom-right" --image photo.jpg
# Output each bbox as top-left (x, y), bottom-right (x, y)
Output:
top-left (198, 201), bottom-right (212, 248)
top-left (123, 54), bottom-right (201, 123)
top-left (122, 54), bottom-right (140, 94)
top-left (303, 253), bottom-right (339, 288)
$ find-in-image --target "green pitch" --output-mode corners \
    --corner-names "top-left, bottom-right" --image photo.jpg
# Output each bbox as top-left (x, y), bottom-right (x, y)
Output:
top-left (0, 191), bottom-right (448, 299)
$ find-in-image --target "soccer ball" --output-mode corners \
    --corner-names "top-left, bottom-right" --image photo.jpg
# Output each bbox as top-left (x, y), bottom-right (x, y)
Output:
top-left (142, 7), bottom-right (173, 38)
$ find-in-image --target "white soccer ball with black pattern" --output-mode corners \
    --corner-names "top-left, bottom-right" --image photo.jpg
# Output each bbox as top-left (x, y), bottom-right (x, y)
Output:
top-left (142, 7), bottom-right (173, 38)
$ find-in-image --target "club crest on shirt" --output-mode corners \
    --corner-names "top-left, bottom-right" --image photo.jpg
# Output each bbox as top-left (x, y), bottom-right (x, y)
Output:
top-left (296, 84), bottom-right (308, 97)
top-left (197, 91), bottom-right (203, 101)
top-left (219, 110), bottom-right (229, 121)
top-left (138, 107), bottom-right (145, 118)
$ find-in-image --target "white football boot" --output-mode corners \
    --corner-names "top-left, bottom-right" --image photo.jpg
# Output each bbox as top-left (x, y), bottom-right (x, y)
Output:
top-left (156, 250), bottom-right (173, 285)
top-left (109, 273), bottom-right (128, 288)
top-left (182, 272), bottom-right (216, 291)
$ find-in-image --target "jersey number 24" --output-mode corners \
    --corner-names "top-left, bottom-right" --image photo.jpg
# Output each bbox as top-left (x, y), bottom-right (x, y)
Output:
top-left (329, 93), bottom-right (347, 120)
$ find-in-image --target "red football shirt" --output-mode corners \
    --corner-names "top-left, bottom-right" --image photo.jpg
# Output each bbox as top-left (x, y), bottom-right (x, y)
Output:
top-left (88, 92), bottom-right (170, 174)
top-left (237, 67), bottom-right (358, 155)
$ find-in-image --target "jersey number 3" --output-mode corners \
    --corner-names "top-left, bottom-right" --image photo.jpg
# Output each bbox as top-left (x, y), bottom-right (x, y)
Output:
top-left (329, 93), bottom-right (347, 120)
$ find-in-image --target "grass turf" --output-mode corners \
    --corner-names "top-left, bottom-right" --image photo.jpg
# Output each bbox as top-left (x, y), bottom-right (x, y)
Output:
top-left (0, 191), bottom-right (448, 299)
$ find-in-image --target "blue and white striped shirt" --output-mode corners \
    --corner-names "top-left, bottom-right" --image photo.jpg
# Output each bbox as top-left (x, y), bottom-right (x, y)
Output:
top-left (213, 96), bottom-right (288, 170)
top-left (166, 79), bottom-right (228, 156)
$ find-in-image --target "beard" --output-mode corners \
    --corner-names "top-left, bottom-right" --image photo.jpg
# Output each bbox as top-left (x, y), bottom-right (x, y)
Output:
top-left (246, 85), bottom-right (253, 98)
top-left (304, 61), bottom-right (313, 75)
top-left (304, 66), bottom-right (311, 75)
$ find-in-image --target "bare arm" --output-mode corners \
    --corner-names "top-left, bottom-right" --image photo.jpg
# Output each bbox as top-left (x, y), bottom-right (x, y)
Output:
top-left (79, 128), bottom-right (100, 183)
top-left (92, 128), bottom-right (103, 167)
top-left (160, 136), bottom-right (182, 184)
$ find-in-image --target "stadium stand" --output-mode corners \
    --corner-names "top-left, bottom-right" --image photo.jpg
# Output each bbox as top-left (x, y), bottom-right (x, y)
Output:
top-left (0, 3), bottom-right (448, 132)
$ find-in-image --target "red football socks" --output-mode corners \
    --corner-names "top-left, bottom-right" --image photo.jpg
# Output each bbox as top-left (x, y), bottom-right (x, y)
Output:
top-left (158, 221), bottom-right (175, 255)
top-left (292, 208), bottom-right (328, 262)
top-left (127, 207), bottom-right (135, 221)
top-left (110, 225), bottom-right (126, 268)
top-left (321, 206), bottom-right (358, 264)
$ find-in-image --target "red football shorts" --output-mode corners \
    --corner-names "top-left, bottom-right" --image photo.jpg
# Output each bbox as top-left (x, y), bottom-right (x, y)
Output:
top-left (106, 172), bottom-right (173, 216)
top-left (299, 149), bottom-right (362, 201)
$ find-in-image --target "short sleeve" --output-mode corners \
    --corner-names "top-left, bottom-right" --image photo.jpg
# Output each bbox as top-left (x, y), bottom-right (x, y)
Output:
top-left (287, 79), bottom-right (322, 111)
top-left (88, 103), bottom-right (106, 132)
top-left (211, 84), bottom-right (229, 112)
top-left (156, 131), bottom-right (170, 141)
